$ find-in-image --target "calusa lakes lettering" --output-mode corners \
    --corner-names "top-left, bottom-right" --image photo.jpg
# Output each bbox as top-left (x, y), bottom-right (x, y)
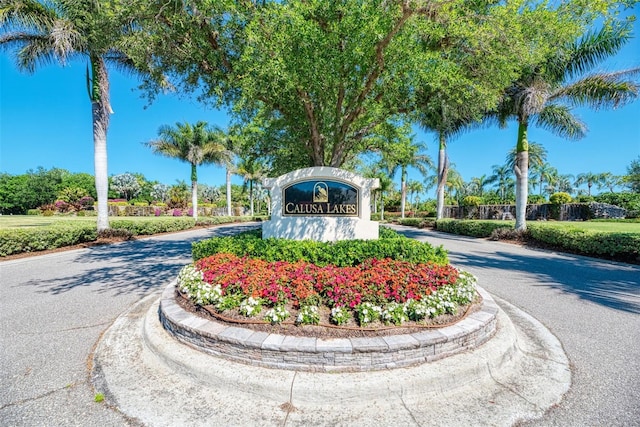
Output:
top-left (285, 202), bottom-right (357, 216)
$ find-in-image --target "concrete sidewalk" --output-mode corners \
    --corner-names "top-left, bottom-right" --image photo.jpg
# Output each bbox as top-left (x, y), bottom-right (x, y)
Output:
top-left (92, 290), bottom-right (571, 426)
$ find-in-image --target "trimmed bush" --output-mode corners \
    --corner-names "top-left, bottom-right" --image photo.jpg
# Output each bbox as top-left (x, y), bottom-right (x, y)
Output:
top-left (0, 216), bottom-right (259, 257)
top-left (191, 227), bottom-right (449, 266)
top-left (527, 223), bottom-right (639, 262)
top-left (462, 196), bottom-right (483, 207)
top-left (0, 225), bottom-right (97, 256)
top-left (549, 192), bottom-right (572, 204)
top-left (435, 219), bottom-right (508, 237)
top-left (396, 217), bottom-right (436, 228)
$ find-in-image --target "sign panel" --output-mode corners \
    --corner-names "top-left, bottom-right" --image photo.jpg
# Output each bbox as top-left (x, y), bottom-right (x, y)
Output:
top-left (283, 180), bottom-right (359, 216)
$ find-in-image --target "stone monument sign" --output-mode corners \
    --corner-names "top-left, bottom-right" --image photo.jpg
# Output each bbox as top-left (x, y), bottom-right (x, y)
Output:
top-left (262, 167), bottom-right (380, 241)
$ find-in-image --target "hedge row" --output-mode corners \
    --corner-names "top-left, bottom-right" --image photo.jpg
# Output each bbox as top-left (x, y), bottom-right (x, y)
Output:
top-left (526, 224), bottom-right (640, 262)
top-left (0, 216), bottom-right (261, 257)
top-left (434, 219), bottom-right (639, 263)
top-left (191, 227), bottom-right (449, 266)
top-left (435, 219), bottom-right (508, 237)
top-left (0, 225), bottom-right (98, 256)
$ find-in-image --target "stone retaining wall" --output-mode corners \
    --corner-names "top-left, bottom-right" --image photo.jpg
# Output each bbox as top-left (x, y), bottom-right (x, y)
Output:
top-left (159, 281), bottom-right (499, 372)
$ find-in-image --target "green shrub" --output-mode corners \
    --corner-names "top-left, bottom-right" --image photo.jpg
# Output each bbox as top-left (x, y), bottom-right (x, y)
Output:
top-left (397, 218), bottom-right (421, 227)
top-left (27, 209), bottom-right (41, 215)
top-left (593, 192), bottom-right (640, 211)
top-left (396, 218), bottom-right (435, 228)
top-left (435, 219), bottom-right (509, 237)
top-left (191, 227), bottom-right (449, 266)
top-left (527, 194), bottom-right (547, 204)
top-left (575, 195), bottom-right (595, 203)
top-left (527, 223), bottom-right (640, 262)
top-left (462, 196), bottom-right (483, 207)
top-left (110, 218), bottom-right (197, 235)
top-left (0, 225), bottom-right (98, 256)
top-left (549, 192), bottom-right (572, 204)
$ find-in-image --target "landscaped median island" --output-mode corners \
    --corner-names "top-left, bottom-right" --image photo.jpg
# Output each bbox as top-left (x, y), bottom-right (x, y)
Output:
top-left (175, 228), bottom-right (480, 337)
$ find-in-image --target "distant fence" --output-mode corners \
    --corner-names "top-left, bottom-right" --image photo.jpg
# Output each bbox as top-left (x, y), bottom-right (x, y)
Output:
top-left (443, 203), bottom-right (626, 221)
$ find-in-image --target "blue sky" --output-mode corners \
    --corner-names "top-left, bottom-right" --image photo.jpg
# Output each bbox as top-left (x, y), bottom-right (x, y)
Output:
top-left (1, 15), bottom-right (639, 197)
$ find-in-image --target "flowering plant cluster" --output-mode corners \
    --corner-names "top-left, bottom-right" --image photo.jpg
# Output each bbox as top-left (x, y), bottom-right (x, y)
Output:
top-left (178, 254), bottom-right (479, 327)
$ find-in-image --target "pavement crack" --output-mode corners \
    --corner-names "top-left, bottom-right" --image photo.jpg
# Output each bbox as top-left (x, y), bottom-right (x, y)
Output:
top-left (399, 386), bottom-right (422, 427)
top-left (487, 363), bottom-right (540, 410)
top-left (0, 383), bottom-right (77, 410)
top-left (280, 371), bottom-right (298, 427)
top-left (18, 321), bottom-right (112, 335)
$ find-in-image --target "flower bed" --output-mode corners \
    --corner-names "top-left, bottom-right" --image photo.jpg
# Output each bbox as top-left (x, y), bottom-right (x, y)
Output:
top-left (177, 253), bottom-right (478, 328)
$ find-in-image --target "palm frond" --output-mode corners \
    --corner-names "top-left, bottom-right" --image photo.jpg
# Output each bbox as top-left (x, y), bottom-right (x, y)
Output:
top-left (535, 104), bottom-right (586, 140)
top-left (0, 0), bottom-right (59, 31)
top-left (554, 69), bottom-right (640, 110)
top-left (15, 33), bottom-right (58, 71)
top-left (562, 23), bottom-right (631, 80)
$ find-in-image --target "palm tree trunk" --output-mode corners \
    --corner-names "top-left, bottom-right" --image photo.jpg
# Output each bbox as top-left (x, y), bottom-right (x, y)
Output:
top-left (249, 180), bottom-right (254, 216)
top-left (436, 134), bottom-right (447, 220)
top-left (191, 163), bottom-right (198, 221)
top-left (400, 167), bottom-right (407, 219)
top-left (91, 57), bottom-right (110, 232)
top-left (514, 123), bottom-right (529, 231)
top-left (226, 168), bottom-right (232, 216)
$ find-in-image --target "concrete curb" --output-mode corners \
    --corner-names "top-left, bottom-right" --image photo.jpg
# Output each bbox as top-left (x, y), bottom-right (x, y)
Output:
top-left (92, 290), bottom-right (571, 426)
top-left (159, 281), bottom-right (500, 372)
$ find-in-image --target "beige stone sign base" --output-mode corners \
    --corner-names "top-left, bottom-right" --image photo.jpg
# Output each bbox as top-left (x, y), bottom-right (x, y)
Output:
top-left (262, 167), bottom-right (380, 241)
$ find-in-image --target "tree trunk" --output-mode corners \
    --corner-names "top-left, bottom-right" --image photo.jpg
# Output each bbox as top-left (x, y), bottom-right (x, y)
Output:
top-left (514, 122), bottom-right (529, 231)
top-left (191, 163), bottom-right (198, 221)
top-left (400, 167), bottom-right (407, 219)
top-left (226, 168), bottom-right (232, 216)
top-left (249, 180), bottom-right (254, 216)
top-left (436, 134), bottom-right (447, 220)
top-left (92, 57), bottom-right (111, 232)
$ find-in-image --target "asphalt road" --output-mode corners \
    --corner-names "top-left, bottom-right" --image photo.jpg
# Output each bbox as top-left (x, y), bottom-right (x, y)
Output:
top-left (1, 223), bottom-right (638, 426)
top-left (391, 225), bottom-right (640, 427)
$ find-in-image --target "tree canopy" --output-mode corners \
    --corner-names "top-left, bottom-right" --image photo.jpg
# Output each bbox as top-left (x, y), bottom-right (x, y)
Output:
top-left (129, 0), bottom-right (610, 173)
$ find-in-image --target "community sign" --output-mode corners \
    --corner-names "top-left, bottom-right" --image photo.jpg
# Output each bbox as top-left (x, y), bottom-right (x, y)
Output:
top-left (282, 180), bottom-right (359, 217)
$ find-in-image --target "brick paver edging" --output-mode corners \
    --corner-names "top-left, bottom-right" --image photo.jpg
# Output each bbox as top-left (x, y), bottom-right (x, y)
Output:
top-left (159, 280), bottom-right (499, 372)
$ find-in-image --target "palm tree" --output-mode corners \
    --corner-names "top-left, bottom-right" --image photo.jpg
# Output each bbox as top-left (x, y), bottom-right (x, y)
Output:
top-left (556, 174), bottom-right (576, 195)
top-left (362, 163), bottom-right (393, 221)
top-left (530, 163), bottom-right (558, 196)
top-left (492, 24), bottom-right (639, 230)
top-left (575, 172), bottom-right (603, 196)
top-left (377, 126), bottom-right (433, 219)
top-left (445, 169), bottom-right (466, 206)
top-left (469, 175), bottom-right (490, 197)
top-left (506, 142), bottom-right (548, 176)
top-left (217, 126), bottom-right (240, 216)
top-left (0, 0), bottom-right (142, 231)
top-left (417, 95), bottom-right (478, 220)
top-left (236, 157), bottom-right (266, 216)
top-left (406, 180), bottom-right (424, 214)
top-left (487, 164), bottom-right (513, 202)
top-left (598, 172), bottom-right (621, 193)
top-left (147, 121), bottom-right (231, 221)
top-left (397, 142), bottom-right (433, 219)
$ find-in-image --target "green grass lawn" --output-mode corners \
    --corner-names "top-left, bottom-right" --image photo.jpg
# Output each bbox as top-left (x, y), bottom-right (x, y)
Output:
top-left (529, 220), bottom-right (640, 234)
top-left (0, 215), bottom-right (97, 229)
top-left (0, 215), bottom-right (198, 229)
